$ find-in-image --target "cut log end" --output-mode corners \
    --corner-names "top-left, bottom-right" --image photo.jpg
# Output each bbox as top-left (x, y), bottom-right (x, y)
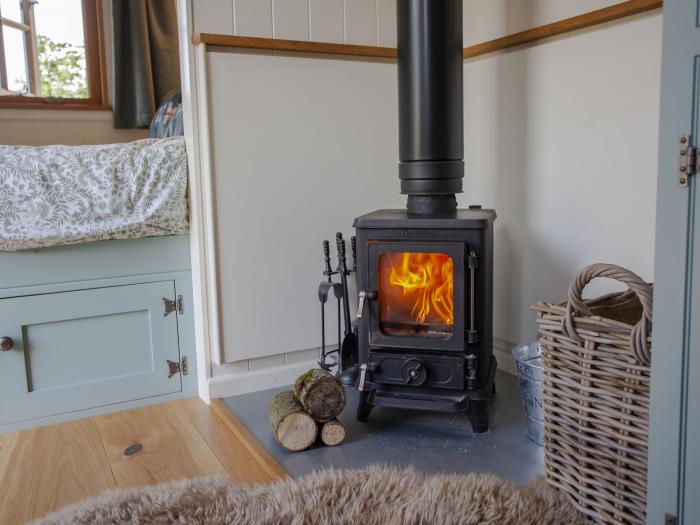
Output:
top-left (294, 369), bottom-right (347, 423)
top-left (269, 390), bottom-right (317, 451)
top-left (276, 412), bottom-right (317, 451)
top-left (320, 419), bottom-right (346, 446)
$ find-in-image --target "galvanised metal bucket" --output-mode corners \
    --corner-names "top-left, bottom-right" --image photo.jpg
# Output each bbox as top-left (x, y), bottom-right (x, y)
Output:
top-left (512, 342), bottom-right (544, 446)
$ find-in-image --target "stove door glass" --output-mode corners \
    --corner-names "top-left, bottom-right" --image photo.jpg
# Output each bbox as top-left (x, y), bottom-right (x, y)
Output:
top-left (378, 252), bottom-right (454, 337)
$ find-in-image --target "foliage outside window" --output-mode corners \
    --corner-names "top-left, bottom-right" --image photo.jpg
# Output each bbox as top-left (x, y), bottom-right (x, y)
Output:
top-left (0, 0), bottom-right (106, 108)
top-left (37, 34), bottom-right (87, 98)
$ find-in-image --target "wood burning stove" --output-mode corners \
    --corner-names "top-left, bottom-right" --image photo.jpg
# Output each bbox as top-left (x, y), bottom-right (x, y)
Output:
top-left (339, 0), bottom-right (497, 433)
top-left (350, 209), bottom-right (496, 432)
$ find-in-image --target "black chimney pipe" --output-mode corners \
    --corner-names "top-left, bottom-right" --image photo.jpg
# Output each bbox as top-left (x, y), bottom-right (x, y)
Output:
top-left (397, 0), bottom-right (464, 215)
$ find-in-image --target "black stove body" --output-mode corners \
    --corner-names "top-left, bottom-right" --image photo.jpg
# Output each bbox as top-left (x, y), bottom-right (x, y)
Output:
top-left (352, 209), bottom-right (496, 432)
top-left (346, 0), bottom-right (497, 432)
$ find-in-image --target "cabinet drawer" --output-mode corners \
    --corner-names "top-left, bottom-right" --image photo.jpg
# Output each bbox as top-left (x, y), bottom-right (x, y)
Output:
top-left (0, 281), bottom-right (182, 426)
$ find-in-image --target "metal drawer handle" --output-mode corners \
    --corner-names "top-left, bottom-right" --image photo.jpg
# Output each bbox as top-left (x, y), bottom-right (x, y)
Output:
top-left (0, 336), bottom-right (14, 351)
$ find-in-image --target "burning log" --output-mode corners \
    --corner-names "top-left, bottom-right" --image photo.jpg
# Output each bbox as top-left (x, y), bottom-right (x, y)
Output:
top-left (268, 391), bottom-right (318, 452)
top-left (319, 419), bottom-right (346, 446)
top-left (293, 369), bottom-right (347, 423)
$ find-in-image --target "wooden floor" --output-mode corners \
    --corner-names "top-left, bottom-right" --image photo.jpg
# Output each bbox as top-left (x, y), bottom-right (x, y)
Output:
top-left (0, 398), bottom-right (287, 525)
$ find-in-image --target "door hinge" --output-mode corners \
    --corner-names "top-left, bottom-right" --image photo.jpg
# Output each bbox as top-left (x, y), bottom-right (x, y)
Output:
top-left (664, 513), bottom-right (677, 525)
top-left (163, 295), bottom-right (184, 317)
top-left (167, 356), bottom-right (188, 378)
top-left (678, 134), bottom-right (697, 187)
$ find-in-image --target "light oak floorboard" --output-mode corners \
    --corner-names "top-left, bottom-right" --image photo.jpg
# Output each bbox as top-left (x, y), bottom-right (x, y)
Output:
top-left (210, 399), bottom-right (288, 481)
top-left (93, 400), bottom-right (229, 488)
top-left (0, 398), bottom-right (286, 523)
top-left (181, 397), bottom-right (283, 484)
top-left (0, 419), bottom-right (116, 525)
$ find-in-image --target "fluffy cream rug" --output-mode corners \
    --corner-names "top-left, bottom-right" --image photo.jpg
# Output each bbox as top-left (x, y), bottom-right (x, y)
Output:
top-left (33, 466), bottom-right (585, 525)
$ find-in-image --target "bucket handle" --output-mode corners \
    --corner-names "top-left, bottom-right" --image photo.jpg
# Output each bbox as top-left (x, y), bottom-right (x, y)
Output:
top-left (563, 263), bottom-right (652, 366)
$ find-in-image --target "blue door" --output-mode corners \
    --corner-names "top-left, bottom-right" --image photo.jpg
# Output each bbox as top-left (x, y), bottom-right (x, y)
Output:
top-left (648, 1), bottom-right (700, 523)
top-left (0, 281), bottom-right (182, 426)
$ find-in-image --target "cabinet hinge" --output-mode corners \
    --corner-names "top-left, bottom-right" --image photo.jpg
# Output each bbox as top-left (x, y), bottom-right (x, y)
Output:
top-left (167, 356), bottom-right (188, 378)
top-left (678, 134), bottom-right (697, 187)
top-left (163, 295), bottom-right (184, 317)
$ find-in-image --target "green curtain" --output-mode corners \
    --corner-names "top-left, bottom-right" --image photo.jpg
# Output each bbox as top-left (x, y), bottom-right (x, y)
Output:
top-left (112, 0), bottom-right (181, 129)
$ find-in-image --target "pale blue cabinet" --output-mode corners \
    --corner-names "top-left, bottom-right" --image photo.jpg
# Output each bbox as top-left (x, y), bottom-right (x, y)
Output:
top-left (0, 280), bottom-right (185, 427)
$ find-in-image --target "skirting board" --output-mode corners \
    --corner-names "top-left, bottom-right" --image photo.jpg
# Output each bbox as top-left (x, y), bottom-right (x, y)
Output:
top-left (208, 347), bottom-right (517, 399)
top-left (494, 348), bottom-right (517, 376)
top-left (209, 359), bottom-right (321, 398)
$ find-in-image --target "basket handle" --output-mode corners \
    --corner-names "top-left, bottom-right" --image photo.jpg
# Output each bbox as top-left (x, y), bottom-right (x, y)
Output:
top-left (564, 263), bottom-right (652, 366)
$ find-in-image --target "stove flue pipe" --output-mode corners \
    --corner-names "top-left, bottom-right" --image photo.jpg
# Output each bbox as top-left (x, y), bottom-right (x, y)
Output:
top-left (398, 0), bottom-right (464, 215)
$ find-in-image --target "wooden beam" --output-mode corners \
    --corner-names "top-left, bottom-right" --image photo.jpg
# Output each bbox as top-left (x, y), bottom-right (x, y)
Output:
top-left (193, 0), bottom-right (661, 61)
top-left (463, 0), bottom-right (662, 59)
top-left (193, 33), bottom-right (396, 59)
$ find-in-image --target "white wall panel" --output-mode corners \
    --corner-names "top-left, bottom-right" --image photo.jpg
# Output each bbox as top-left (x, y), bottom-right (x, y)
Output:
top-left (56, 121), bottom-right (86, 145)
top-left (208, 52), bottom-right (401, 362)
top-left (309, 0), bottom-right (344, 43)
top-left (193, 0), bottom-right (234, 35)
top-left (192, 0), bottom-right (662, 376)
top-left (82, 120), bottom-right (114, 145)
top-left (5, 120), bottom-right (34, 145)
top-left (249, 354), bottom-right (286, 370)
top-left (286, 348), bottom-right (318, 363)
top-left (0, 110), bottom-right (147, 146)
top-left (463, 12), bottom-right (661, 344)
top-left (463, 0), bottom-right (508, 46)
top-left (273, 0), bottom-right (309, 40)
top-left (31, 120), bottom-right (60, 146)
top-left (507, 0), bottom-right (620, 33)
top-left (82, 121), bottom-right (147, 145)
top-left (344, 0), bottom-right (377, 45)
top-left (234, 0), bottom-right (273, 37)
top-left (376, 0), bottom-right (395, 47)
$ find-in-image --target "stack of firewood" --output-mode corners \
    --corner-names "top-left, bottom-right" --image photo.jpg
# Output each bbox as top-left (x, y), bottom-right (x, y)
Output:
top-left (268, 369), bottom-right (347, 451)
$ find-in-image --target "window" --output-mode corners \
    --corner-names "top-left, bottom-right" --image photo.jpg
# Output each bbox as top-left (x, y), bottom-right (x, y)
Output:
top-left (0, 0), bottom-right (106, 108)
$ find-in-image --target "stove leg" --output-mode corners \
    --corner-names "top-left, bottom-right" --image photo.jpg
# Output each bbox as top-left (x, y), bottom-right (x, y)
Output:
top-left (468, 399), bottom-right (489, 433)
top-left (357, 391), bottom-right (373, 422)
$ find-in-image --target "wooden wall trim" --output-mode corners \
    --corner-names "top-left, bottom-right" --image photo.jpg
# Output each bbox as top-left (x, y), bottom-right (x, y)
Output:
top-left (463, 0), bottom-right (662, 59)
top-left (192, 34), bottom-right (397, 59)
top-left (193, 0), bottom-right (662, 60)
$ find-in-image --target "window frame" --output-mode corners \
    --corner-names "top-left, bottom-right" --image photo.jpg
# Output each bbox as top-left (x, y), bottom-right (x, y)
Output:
top-left (0, 0), bottom-right (108, 110)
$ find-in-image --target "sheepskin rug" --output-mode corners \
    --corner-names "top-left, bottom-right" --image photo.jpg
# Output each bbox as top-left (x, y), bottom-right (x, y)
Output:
top-left (33, 466), bottom-right (585, 525)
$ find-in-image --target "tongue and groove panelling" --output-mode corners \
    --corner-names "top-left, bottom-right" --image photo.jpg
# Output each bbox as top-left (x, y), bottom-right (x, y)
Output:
top-left (190, 1), bottom-right (660, 382)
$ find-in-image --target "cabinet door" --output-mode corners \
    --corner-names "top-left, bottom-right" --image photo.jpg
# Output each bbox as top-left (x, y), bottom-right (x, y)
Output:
top-left (0, 281), bottom-right (181, 426)
top-left (648, 0), bottom-right (700, 523)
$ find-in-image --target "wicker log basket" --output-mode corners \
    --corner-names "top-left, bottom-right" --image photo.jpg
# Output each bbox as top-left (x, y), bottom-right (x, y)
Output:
top-left (533, 263), bottom-right (652, 525)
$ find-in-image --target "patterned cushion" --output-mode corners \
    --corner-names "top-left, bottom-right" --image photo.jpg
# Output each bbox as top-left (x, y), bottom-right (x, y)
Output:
top-left (0, 137), bottom-right (189, 251)
top-left (150, 90), bottom-right (184, 138)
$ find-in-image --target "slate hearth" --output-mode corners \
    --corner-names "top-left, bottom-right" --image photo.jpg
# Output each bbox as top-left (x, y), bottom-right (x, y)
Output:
top-left (222, 370), bottom-right (543, 484)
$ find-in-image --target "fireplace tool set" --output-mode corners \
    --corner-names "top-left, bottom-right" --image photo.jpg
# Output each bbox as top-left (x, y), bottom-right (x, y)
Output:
top-left (317, 233), bottom-right (358, 373)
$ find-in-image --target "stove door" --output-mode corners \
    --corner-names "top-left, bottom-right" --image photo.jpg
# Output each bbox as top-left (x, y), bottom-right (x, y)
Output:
top-left (367, 241), bottom-right (465, 352)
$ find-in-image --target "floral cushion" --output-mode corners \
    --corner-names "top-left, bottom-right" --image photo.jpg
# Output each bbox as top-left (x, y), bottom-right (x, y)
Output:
top-left (0, 137), bottom-right (189, 251)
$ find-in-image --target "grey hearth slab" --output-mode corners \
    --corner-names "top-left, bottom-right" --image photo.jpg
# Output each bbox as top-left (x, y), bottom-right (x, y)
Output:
top-left (222, 370), bottom-right (544, 485)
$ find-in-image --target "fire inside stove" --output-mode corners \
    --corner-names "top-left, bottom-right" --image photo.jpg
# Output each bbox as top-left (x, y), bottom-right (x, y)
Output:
top-left (378, 252), bottom-right (454, 337)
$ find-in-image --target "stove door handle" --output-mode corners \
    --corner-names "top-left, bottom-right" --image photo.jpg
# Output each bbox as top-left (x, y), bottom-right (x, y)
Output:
top-left (358, 363), bottom-right (368, 391)
top-left (356, 290), bottom-right (377, 319)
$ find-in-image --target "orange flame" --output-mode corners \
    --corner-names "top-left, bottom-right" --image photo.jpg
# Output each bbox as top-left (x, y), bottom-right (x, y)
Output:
top-left (381, 252), bottom-right (454, 326)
